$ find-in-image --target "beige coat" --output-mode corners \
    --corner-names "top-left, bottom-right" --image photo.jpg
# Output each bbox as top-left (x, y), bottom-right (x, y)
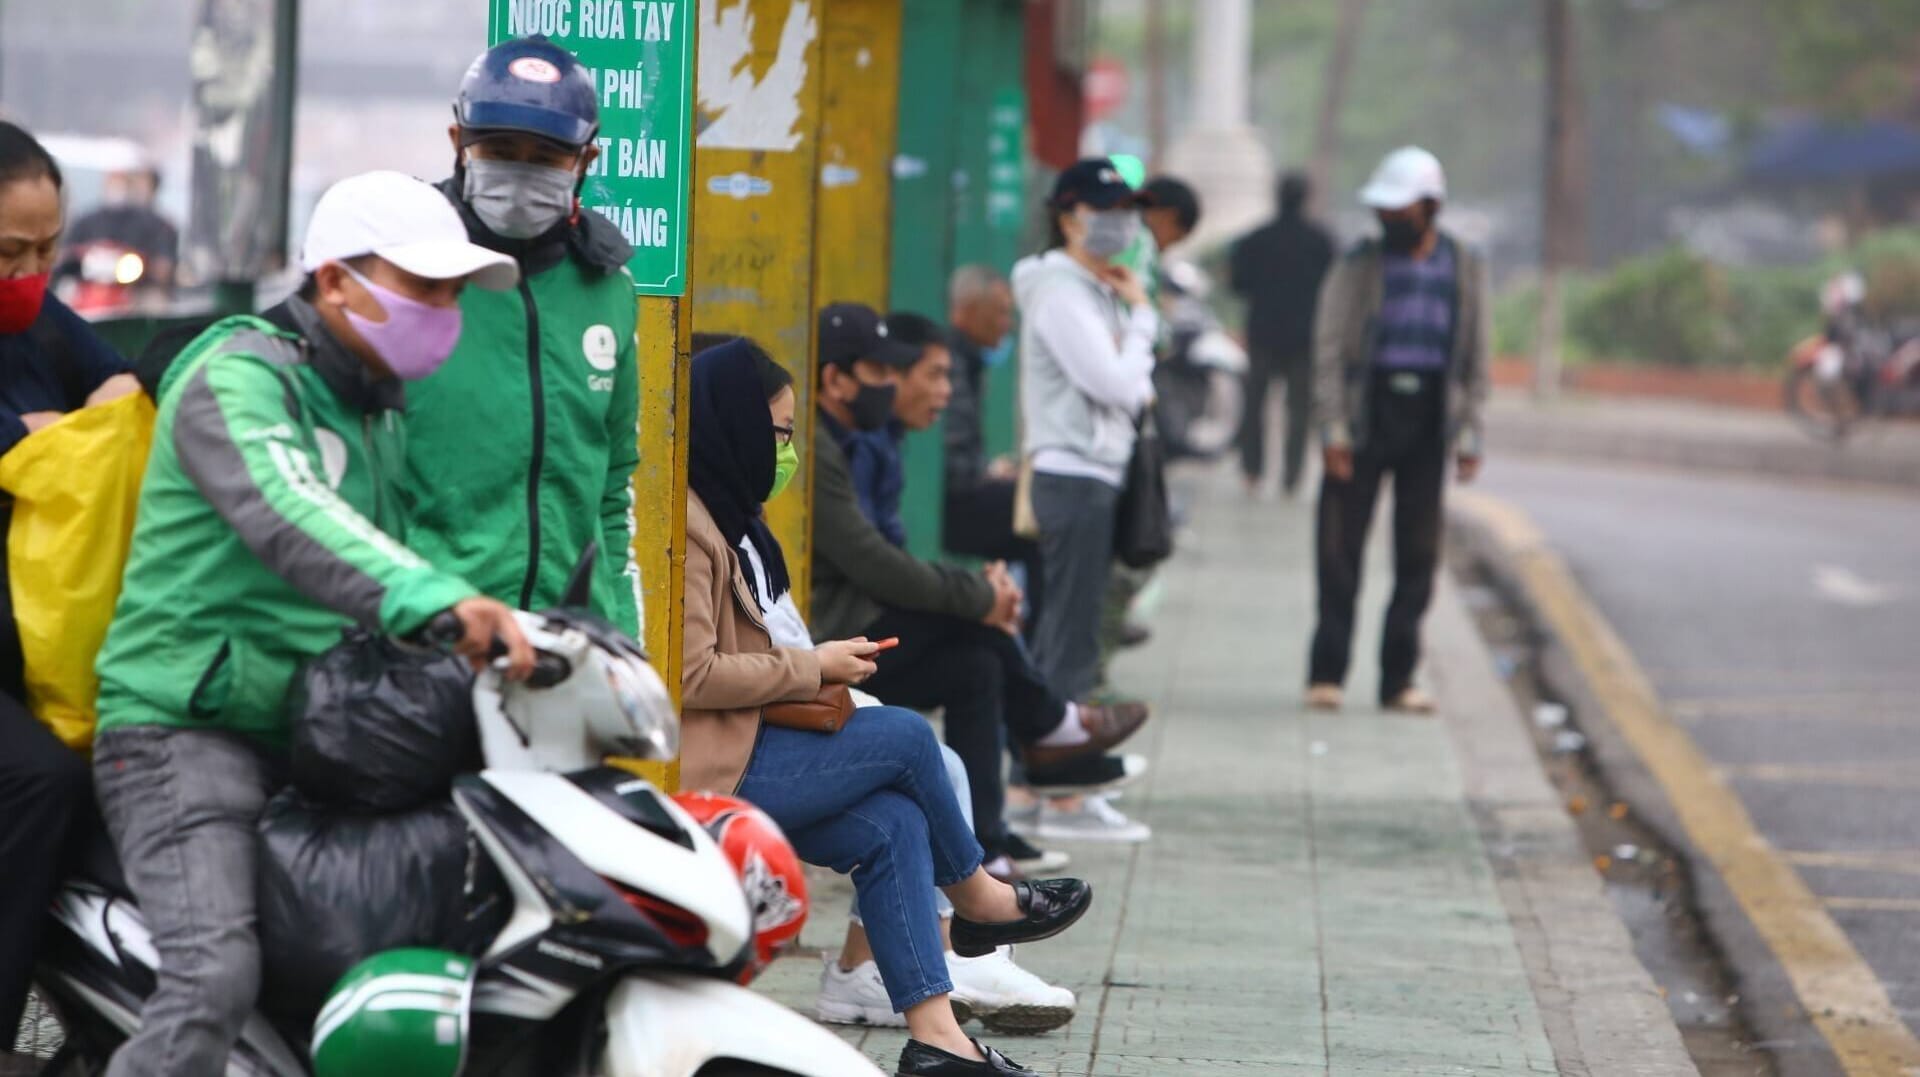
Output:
top-left (679, 492), bottom-right (823, 794)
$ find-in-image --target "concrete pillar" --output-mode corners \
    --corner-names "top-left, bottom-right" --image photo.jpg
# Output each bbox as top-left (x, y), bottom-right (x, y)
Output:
top-left (1165, 0), bottom-right (1272, 251)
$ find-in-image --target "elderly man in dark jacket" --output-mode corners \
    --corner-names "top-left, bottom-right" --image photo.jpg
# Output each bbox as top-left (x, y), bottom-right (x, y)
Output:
top-left (1307, 147), bottom-right (1489, 715)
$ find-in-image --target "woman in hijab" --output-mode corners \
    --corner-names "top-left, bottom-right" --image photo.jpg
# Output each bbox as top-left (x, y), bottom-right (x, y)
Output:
top-left (678, 337), bottom-right (1089, 1076)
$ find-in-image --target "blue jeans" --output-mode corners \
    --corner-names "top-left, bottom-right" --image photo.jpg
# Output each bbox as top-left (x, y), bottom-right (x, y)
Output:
top-left (737, 706), bottom-right (984, 1012)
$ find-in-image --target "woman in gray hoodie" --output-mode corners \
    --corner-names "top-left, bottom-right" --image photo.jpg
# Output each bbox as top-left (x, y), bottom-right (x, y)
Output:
top-left (1014, 159), bottom-right (1159, 705)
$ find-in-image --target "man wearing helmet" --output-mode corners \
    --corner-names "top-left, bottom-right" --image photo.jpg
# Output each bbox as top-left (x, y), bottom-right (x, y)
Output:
top-left (402, 37), bottom-right (643, 634)
top-left (1306, 146), bottom-right (1489, 715)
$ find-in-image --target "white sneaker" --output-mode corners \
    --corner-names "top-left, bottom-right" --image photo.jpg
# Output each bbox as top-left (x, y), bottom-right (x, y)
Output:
top-left (948, 946), bottom-right (1077, 1033)
top-left (1033, 794), bottom-right (1152, 843)
top-left (814, 957), bottom-right (903, 1028)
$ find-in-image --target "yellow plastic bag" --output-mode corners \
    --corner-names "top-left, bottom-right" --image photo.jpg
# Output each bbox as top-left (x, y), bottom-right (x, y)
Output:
top-left (0, 392), bottom-right (155, 751)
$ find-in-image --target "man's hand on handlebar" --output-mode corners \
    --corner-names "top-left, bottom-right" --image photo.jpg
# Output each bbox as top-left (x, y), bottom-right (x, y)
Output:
top-left (451, 597), bottom-right (536, 680)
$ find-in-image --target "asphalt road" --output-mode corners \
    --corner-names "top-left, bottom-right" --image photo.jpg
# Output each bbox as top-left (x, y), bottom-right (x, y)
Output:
top-left (1482, 456), bottom-right (1920, 1040)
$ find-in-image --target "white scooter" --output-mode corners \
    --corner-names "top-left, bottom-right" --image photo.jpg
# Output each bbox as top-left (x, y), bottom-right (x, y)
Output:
top-left (30, 606), bottom-right (882, 1076)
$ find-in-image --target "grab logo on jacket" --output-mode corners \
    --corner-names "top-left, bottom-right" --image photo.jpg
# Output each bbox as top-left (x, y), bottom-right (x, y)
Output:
top-left (583, 324), bottom-right (619, 372)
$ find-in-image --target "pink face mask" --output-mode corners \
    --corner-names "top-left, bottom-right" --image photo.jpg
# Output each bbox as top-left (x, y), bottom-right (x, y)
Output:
top-left (341, 266), bottom-right (463, 380)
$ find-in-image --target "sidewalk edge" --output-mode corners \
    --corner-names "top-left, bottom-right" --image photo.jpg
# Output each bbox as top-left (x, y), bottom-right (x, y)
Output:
top-left (1449, 490), bottom-right (1920, 1077)
top-left (1428, 574), bottom-right (1699, 1077)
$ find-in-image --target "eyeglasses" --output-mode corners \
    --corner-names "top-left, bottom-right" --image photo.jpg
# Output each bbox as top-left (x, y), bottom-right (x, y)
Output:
top-left (772, 422), bottom-right (795, 446)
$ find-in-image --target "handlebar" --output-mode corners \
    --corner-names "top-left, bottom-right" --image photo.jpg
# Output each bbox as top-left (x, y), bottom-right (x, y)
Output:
top-left (416, 611), bottom-right (573, 689)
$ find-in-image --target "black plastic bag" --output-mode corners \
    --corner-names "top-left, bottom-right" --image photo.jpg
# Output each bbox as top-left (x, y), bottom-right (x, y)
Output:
top-left (288, 629), bottom-right (478, 813)
top-left (1114, 413), bottom-right (1174, 569)
top-left (256, 790), bottom-right (507, 1020)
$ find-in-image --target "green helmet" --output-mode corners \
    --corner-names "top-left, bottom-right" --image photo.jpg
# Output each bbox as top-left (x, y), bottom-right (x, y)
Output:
top-left (311, 948), bottom-right (475, 1077)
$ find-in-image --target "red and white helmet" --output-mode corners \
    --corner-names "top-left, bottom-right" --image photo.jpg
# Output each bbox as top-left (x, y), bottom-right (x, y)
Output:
top-left (672, 792), bottom-right (808, 983)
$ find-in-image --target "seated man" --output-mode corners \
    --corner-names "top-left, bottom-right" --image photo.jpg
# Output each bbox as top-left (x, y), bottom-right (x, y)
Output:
top-left (89, 171), bottom-right (534, 1077)
top-left (808, 302), bottom-right (1149, 871)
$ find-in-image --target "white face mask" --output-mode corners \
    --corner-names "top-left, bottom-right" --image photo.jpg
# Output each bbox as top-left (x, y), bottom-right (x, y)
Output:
top-left (1079, 207), bottom-right (1140, 259)
top-left (462, 157), bottom-right (577, 240)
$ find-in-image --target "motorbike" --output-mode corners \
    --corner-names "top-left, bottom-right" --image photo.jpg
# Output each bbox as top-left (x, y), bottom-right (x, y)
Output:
top-left (1783, 271), bottom-right (1920, 441)
top-left (1152, 259), bottom-right (1249, 462)
top-left (29, 608), bottom-right (883, 1077)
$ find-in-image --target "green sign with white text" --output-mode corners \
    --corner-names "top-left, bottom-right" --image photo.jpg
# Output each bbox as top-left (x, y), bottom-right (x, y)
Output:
top-left (487, 0), bottom-right (691, 296)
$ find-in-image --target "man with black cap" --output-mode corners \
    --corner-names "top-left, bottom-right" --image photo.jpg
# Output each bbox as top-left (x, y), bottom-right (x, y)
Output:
top-left (808, 301), bottom-right (1148, 871)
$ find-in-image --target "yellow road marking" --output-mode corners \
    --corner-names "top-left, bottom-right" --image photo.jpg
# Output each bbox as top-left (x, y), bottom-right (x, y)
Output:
top-left (1454, 489), bottom-right (1920, 1076)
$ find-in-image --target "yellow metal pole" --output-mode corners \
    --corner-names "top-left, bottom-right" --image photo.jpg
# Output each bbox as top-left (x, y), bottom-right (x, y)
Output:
top-left (812, 0), bottom-right (903, 311)
top-left (615, 294), bottom-right (692, 792)
top-left (690, 0), bottom-right (827, 614)
top-left (611, 17), bottom-right (700, 794)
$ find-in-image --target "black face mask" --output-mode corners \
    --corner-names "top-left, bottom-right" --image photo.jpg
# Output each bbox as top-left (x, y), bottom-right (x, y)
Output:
top-left (1379, 216), bottom-right (1428, 256)
top-left (848, 380), bottom-right (898, 431)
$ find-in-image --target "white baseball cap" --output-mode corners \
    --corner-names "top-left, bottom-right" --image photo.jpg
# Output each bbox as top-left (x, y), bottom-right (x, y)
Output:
top-left (1358, 146), bottom-right (1447, 210)
top-left (300, 170), bottom-right (519, 291)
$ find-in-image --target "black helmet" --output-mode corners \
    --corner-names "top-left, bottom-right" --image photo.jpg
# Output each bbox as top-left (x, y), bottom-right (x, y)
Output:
top-left (455, 37), bottom-right (599, 149)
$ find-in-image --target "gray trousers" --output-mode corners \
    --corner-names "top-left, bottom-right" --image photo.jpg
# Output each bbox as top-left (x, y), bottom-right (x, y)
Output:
top-left (1030, 472), bottom-right (1121, 701)
top-left (93, 726), bottom-right (280, 1077)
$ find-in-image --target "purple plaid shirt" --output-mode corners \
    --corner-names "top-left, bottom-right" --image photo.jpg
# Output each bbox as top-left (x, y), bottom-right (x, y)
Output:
top-left (1374, 240), bottom-right (1457, 371)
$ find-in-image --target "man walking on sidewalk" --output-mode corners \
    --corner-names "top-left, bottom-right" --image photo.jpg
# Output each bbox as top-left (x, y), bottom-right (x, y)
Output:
top-left (1231, 171), bottom-right (1334, 497)
top-left (1306, 147), bottom-right (1488, 713)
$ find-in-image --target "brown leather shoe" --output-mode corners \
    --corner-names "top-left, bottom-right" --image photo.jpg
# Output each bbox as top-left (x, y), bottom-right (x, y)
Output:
top-left (1022, 702), bottom-right (1150, 770)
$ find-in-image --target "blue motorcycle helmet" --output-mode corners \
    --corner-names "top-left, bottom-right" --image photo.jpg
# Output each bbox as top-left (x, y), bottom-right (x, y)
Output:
top-left (454, 36), bottom-right (599, 149)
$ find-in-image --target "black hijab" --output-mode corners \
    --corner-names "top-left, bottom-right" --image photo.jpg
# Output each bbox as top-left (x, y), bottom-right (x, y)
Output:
top-left (689, 339), bottom-right (791, 607)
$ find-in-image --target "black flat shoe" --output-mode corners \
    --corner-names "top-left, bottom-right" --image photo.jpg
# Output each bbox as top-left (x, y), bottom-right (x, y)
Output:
top-left (950, 878), bottom-right (1091, 958)
top-left (896, 1037), bottom-right (1038, 1076)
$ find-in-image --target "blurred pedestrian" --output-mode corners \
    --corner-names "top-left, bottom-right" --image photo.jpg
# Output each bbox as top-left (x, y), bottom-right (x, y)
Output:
top-left (1231, 171), bottom-right (1334, 497)
top-left (1307, 147), bottom-right (1488, 714)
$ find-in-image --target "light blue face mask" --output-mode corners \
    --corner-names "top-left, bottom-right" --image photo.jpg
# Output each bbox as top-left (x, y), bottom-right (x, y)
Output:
top-left (981, 334), bottom-right (1014, 368)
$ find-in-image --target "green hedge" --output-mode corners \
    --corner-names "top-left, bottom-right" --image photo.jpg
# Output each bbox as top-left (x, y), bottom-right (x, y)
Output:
top-left (1493, 228), bottom-right (1920, 369)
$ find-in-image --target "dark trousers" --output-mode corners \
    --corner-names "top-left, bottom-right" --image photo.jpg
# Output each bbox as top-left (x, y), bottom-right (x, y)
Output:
top-left (0, 691), bottom-right (93, 1039)
top-left (1030, 473), bottom-right (1121, 702)
top-left (1240, 348), bottom-right (1313, 493)
top-left (861, 606), bottom-right (1067, 852)
top-left (1308, 371), bottom-right (1449, 700)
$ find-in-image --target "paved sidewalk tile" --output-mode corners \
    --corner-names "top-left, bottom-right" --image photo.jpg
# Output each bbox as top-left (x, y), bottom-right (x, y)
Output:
top-left (753, 467), bottom-right (1575, 1074)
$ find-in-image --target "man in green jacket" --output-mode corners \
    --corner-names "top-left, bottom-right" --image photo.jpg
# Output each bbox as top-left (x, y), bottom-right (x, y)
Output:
top-left (402, 37), bottom-right (642, 635)
top-left (92, 171), bottom-right (533, 1077)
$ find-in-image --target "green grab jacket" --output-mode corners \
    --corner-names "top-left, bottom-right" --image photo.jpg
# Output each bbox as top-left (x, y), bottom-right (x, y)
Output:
top-left (400, 184), bottom-right (642, 637)
top-left (94, 303), bottom-right (478, 747)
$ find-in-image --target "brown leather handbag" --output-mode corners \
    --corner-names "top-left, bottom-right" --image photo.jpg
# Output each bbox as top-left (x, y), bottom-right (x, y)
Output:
top-left (762, 684), bottom-right (855, 734)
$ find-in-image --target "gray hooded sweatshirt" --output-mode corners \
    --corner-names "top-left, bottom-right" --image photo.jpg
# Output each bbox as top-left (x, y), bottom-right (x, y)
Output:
top-left (1012, 249), bottom-right (1158, 487)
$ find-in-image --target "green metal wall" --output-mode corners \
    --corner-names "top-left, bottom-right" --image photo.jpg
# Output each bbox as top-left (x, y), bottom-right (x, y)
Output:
top-left (889, 0), bottom-right (1027, 559)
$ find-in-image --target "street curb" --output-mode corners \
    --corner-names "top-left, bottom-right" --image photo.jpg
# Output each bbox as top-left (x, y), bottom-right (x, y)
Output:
top-left (1427, 575), bottom-right (1699, 1077)
top-left (1487, 405), bottom-right (1920, 494)
top-left (1448, 492), bottom-right (1920, 1077)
